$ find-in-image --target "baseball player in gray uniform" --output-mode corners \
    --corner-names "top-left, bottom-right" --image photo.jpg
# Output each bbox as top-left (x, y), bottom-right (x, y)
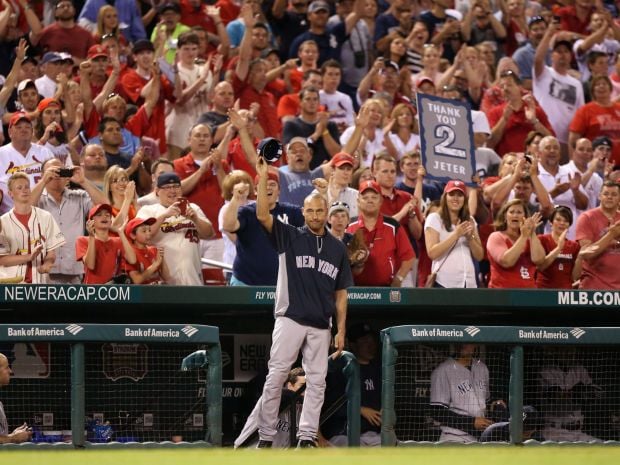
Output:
top-left (0, 352), bottom-right (32, 444)
top-left (430, 344), bottom-right (503, 443)
top-left (254, 157), bottom-right (353, 448)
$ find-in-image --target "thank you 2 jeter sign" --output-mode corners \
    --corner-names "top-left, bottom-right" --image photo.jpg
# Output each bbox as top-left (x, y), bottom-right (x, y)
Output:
top-left (417, 93), bottom-right (476, 185)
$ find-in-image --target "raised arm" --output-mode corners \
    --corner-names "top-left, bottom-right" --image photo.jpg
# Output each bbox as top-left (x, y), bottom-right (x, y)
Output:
top-left (534, 22), bottom-right (557, 79)
top-left (234, 4), bottom-right (257, 82)
top-left (255, 157), bottom-right (273, 233)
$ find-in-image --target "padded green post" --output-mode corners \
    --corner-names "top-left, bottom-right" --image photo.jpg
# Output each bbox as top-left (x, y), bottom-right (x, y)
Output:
top-left (338, 351), bottom-right (360, 447)
top-left (509, 345), bottom-right (524, 444)
top-left (380, 330), bottom-right (398, 446)
top-left (206, 343), bottom-right (222, 446)
top-left (71, 343), bottom-right (85, 448)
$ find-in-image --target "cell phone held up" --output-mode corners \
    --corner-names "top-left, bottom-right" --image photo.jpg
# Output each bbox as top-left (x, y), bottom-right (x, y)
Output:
top-left (177, 197), bottom-right (189, 215)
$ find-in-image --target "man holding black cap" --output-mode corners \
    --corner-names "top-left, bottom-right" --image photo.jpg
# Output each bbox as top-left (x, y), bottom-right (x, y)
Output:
top-left (534, 21), bottom-right (584, 162)
top-left (137, 172), bottom-right (214, 285)
top-left (0, 113), bottom-right (54, 214)
top-left (253, 156), bottom-right (352, 448)
top-left (30, 0), bottom-right (95, 60)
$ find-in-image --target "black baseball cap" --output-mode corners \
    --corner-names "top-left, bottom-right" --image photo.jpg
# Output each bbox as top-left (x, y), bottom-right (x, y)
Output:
top-left (592, 136), bottom-right (612, 150)
top-left (552, 40), bottom-right (573, 52)
top-left (160, 2), bottom-right (181, 14)
top-left (157, 172), bottom-right (181, 187)
top-left (133, 39), bottom-right (155, 54)
top-left (527, 15), bottom-right (547, 27)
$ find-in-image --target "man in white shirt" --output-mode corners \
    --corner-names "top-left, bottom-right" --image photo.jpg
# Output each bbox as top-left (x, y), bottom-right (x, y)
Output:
top-left (0, 113), bottom-right (55, 214)
top-left (533, 23), bottom-right (584, 162)
top-left (34, 52), bottom-right (65, 98)
top-left (537, 136), bottom-right (588, 239)
top-left (565, 137), bottom-right (604, 210)
top-left (319, 59), bottom-right (355, 133)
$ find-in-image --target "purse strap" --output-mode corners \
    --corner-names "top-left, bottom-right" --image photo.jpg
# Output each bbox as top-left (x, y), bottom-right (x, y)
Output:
top-left (433, 238), bottom-right (458, 274)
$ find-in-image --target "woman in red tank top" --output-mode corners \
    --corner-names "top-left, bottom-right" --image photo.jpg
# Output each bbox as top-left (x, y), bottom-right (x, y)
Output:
top-left (486, 198), bottom-right (545, 288)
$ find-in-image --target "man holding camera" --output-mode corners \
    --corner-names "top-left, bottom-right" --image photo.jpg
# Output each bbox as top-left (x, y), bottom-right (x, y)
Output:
top-left (29, 158), bottom-right (108, 284)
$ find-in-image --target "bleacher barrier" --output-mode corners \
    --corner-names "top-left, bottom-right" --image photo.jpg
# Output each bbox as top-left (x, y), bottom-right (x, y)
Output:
top-left (0, 323), bottom-right (222, 448)
top-left (381, 325), bottom-right (620, 446)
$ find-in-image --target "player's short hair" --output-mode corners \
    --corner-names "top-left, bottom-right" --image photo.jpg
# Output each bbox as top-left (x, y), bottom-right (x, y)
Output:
top-left (587, 50), bottom-right (608, 66)
top-left (303, 192), bottom-right (328, 210)
top-left (7, 172), bottom-right (30, 191)
top-left (302, 68), bottom-right (321, 82)
top-left (41, 157), bottom-right (63, 173)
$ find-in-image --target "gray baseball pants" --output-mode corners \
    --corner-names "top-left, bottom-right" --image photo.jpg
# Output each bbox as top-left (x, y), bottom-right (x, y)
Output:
top-left (258, 316), bottom-right (331, 442)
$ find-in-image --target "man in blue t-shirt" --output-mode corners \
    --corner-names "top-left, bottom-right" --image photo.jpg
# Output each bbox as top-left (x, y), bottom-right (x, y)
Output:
top-left (253, 156), bottom-right (353, 448)
top-left (221, 166), bottom-right (304, 286)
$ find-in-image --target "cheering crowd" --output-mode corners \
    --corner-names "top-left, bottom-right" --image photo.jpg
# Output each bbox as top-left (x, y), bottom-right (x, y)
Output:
top-left (0, 0), bottom-right (618, 289)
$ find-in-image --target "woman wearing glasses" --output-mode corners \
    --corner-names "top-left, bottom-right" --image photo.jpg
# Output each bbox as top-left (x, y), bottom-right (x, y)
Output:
top-left (424, 180), bottom-right (484, 288)
top-left (535, 205), bottom-right (581, 289)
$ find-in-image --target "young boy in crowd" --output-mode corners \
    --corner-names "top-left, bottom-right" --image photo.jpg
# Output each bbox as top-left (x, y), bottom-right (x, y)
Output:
top-left (122, 217), bottom-right (168, 284)
top-left (75, 204), bottom-right (136, 284)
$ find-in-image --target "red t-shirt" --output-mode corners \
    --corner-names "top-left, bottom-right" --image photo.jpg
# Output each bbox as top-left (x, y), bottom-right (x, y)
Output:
top-left (380, 189), bottom-right (413, 230)
top-left (75, 236), bottom-right (123, 284)
top-left (120, 70), bottom-right (176, 154)
top-left (555, 5), bottom-right (593, 35)
top-left (487, 103), bottom-right (555, 156)
top-left (277, 93), bottom-right (300, 121)
top-left (227, 136), bottom-right (259, 178)
top-left (575, 208), bottom-right (620, 290)
top-left (174, 153), bottom-right (229, 238)
top-left (569, 102), bottom-right (620, 166)
top-left (487, 231), bottom-right (537, 288)
top-left (122, 245), bottom-right (160, 284)
top-left (346, 215), bottom-right (415, 286)
top-left (535, 234), bottom-right (580, 289)
top-left (37, 24), bottom-right (96, 59)
top-left (232, 73), bottom-right (281, 138)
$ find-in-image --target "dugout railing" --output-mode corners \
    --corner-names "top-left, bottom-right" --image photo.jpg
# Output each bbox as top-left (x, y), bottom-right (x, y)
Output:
top-left (381, 325), bottom-right (620, 446)
top-left (0, 323), bottom-right (222, 448)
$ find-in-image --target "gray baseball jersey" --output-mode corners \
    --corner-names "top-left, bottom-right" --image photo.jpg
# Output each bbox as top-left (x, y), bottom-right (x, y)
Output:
top-left (0, 400), bottom-right (7, 435)
top-left (430, 358), bottom-right (490, 439)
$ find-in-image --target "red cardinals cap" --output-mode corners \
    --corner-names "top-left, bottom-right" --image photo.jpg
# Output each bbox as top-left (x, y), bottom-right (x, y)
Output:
top-left (88, 203), bottom-right (113, 220)
top-left (331, 152), bottom-right (355, 167)
top-left (37, 98), bottom-right (61, 113)
top-left (444, 179), bottom-right (466, 194)
top-left (9, 112), bottom-right (32, 128)
top-left (87, 44), bottom-right (109, 60)
top-left (124, 217), bottom-right (156, 238)
top-left (416, 76), bottom-right (435, 89)
top-left (359, 180), bottom-right (381, 194)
